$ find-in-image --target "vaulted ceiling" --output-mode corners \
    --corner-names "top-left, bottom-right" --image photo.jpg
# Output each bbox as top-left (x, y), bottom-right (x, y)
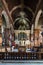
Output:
top-left (1, 0), bottom-right (43, 30)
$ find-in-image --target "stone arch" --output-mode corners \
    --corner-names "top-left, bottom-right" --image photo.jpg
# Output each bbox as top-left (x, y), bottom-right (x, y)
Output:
top-left (2, 10), bottom-right (10, 28)
top-left (35, 9), bottom-right (42, 29)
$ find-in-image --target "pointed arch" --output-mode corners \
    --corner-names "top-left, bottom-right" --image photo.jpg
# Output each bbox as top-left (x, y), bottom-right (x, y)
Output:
top-left (35, 9), bottom-right (42, 29)
top-left (2, 10), bottom-right (10, 28)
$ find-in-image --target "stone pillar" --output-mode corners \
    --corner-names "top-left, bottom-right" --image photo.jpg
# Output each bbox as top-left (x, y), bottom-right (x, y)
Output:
top-left (0, 16), bottom-right (2, 46)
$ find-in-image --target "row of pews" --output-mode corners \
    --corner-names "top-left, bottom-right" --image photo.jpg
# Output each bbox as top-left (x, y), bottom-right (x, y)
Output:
top-left (0, 52), bottom-right (43, 60)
